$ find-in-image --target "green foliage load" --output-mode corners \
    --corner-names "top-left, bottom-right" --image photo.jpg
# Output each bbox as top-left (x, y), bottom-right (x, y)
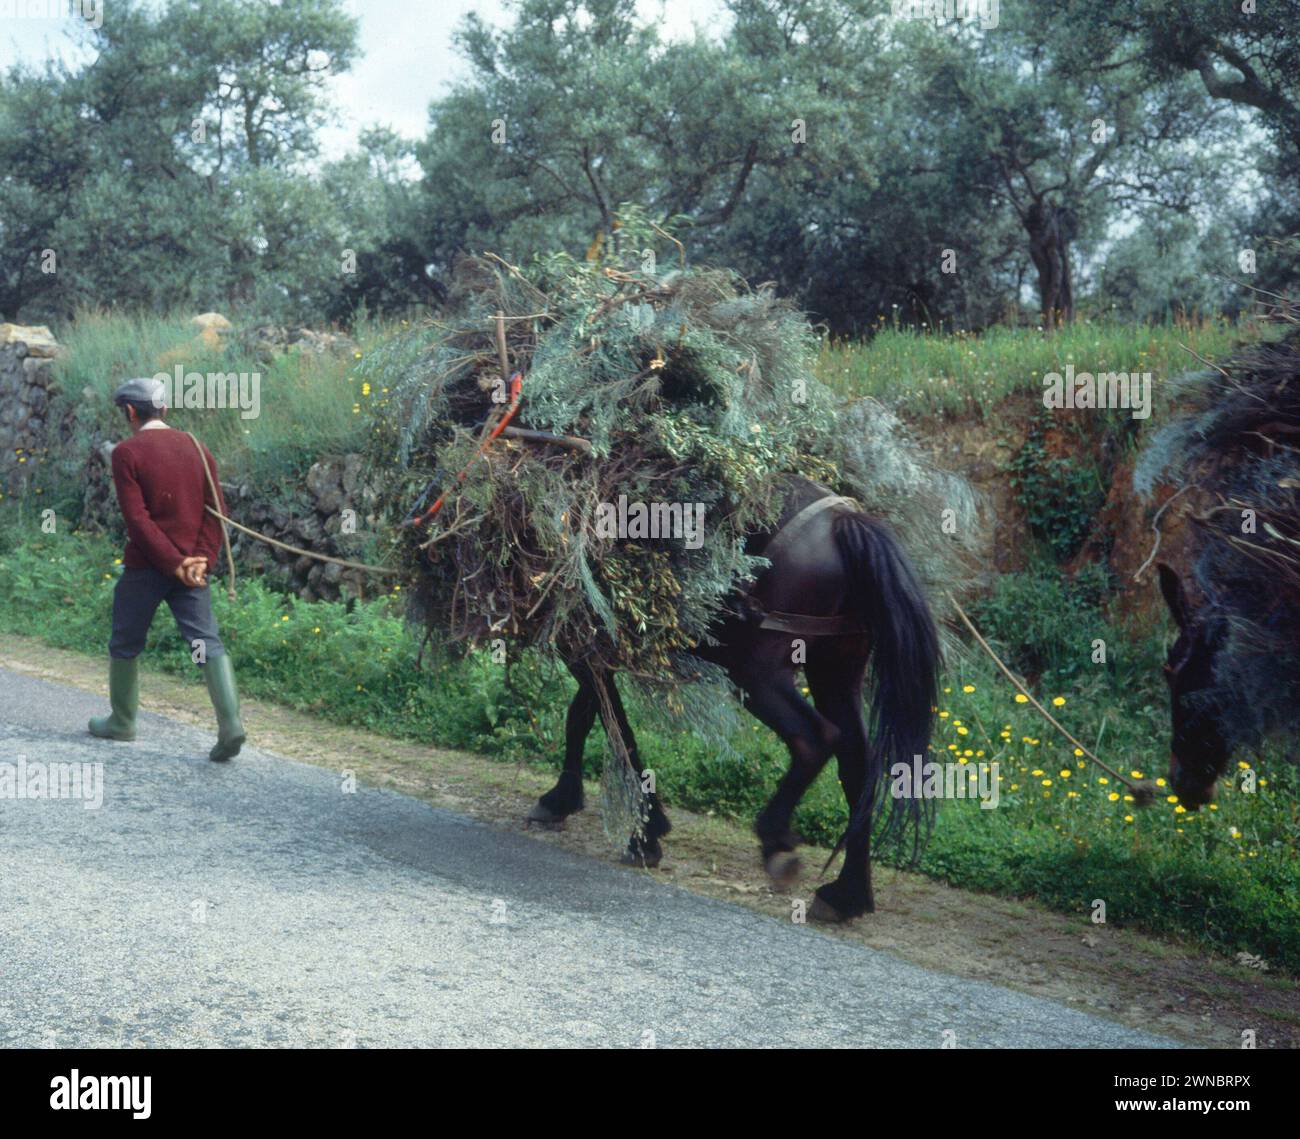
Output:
top-left (364, 251), bottom-right (975, 682)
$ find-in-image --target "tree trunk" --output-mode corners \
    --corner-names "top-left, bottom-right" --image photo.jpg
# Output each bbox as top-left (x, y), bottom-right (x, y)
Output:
top-left (1025, 200), bottom-right (1074, 327)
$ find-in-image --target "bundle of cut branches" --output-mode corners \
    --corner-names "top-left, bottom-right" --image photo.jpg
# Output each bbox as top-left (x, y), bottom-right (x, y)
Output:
top-left (363, 253), bottom-right (975, 686)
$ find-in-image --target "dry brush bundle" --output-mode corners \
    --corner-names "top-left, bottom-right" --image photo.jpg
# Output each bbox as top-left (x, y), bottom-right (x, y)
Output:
top-left (362, 253), bottom-right (976, 691)
top-left (1137, 305), bottom-right (1300, 749)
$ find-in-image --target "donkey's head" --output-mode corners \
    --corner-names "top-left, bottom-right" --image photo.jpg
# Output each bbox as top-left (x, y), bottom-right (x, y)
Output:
top-left (1157, 563), bottom-right (1231, 809)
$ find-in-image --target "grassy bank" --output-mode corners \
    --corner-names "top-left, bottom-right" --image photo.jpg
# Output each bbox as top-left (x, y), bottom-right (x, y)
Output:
top-left (815, 316), bottom-right (1245, 417)
top-left (2, 524), bottom-right (1294, 971)
top-left (31, 310), bottom-right (1251, 497)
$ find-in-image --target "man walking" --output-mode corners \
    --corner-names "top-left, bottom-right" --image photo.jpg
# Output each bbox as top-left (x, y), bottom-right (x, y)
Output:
top-left (88, 377), bottom-right (246, 762)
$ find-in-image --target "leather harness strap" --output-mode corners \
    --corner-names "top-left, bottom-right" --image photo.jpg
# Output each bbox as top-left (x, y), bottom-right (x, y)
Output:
top-left (757, 611), bottom-right (866, 636)
top-left (748, 492), bottom-right (868, 638)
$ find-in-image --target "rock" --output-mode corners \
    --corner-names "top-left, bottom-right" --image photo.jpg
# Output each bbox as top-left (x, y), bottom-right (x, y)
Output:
top-left (305, 456), bottom-right (347, 515)
top-left (341, 453), bottom-right (363, 496)
top-left (0, 324), bottom-right (62, 358)
top-left (241, 324), bottom-right (289, 358)
top-left (305, 458), bottom-right (342, 497)
top-left (316, 488), bottom-right (343, 516)
top-left (295, 514), bottom-right (325, 542)
top-left (155, 313), bottom-right (233, 358)
top-left (22, 354), bottom-right (51, 379)
top-left (290, 328), bottom-right (358, 356)
top-left (236, 323), bottom-right (358, 361)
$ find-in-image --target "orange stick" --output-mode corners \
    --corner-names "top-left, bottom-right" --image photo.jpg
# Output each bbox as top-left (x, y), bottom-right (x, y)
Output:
top-left (405, 372), bottom-right (523, 530)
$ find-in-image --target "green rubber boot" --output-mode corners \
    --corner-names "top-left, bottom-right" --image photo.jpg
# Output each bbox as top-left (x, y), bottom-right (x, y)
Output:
top-left (204, 653), bottom-right (246, 762)
top-left (88, 658), bottom-right (139, 741)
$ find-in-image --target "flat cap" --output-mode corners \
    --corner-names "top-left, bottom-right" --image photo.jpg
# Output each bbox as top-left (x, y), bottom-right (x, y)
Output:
top-left (112, 376), bottom-right (167, 409)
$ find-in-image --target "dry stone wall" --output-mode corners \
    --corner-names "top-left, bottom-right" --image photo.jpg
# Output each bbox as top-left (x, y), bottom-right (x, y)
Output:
top-left (0, 325), bottom-right (64, 497)
top-left (79, 449), bottom-right (379, 603)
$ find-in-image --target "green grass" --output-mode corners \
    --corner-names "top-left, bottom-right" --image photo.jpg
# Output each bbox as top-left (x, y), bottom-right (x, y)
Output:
top-left (814, 316), bottom-right (1245, 417)
top-left (1, 524), bottom-right (1294, 971)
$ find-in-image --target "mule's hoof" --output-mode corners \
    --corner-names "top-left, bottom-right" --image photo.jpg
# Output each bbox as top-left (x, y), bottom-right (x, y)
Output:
top-left (622, 838), bottom-right (663, 869)
top-left (525, 803), bottom-right (566, 830)
top-left (622, 850), bottom-right (663, 869)
top-left (764, 850), bottom-right (801, 889)
top-left (808, 895), bottom-right (847, 923)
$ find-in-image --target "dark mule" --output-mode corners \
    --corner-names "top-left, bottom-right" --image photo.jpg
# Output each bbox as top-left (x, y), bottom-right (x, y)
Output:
top-left (1157, 563), bottom-right (1232, 808)
top-left (527, 479), bottom-right (941, 922)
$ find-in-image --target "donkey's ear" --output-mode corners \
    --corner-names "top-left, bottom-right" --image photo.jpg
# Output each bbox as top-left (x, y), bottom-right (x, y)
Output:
top-left (1157, 563), bottom-right (1190, 630)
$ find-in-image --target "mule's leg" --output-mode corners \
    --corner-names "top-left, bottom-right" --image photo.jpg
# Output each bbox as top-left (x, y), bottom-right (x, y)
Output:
top-left (526, 664), bottom-right (597, 828)
top-left (733, 645), bottom-right (841, 888)
top-left (804, 644), bottom-right (876, 921)
top-left (531, 661), bottom-right (670, 865)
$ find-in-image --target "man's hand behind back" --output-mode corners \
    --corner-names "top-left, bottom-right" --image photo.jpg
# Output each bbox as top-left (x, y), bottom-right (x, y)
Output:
top-left (175, 557), bottom-right (209, 588)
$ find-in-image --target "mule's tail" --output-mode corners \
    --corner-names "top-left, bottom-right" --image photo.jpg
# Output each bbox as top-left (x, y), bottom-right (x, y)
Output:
top-left (833, 511), bottom-right (941, 866)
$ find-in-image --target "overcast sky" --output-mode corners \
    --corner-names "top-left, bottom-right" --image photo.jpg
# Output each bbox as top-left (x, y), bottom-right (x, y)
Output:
top-left (0, 0), bottom-right (729, 159)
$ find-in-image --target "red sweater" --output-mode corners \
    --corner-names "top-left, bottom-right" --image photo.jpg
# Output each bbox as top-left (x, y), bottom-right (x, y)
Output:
top-left (111, 428), bottom-right (228, 576)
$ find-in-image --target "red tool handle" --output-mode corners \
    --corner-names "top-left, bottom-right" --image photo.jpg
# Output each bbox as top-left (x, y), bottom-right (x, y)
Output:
top-left (408, 372), bottom-right (523, 529)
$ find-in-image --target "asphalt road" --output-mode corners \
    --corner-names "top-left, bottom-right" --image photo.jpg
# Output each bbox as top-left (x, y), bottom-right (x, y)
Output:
top-left (0, 668), bottom-right (1178, 1048)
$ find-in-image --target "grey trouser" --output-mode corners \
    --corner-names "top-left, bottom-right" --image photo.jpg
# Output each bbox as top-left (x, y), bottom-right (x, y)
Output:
top-left (109, 566), bottom-right (225, 662)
